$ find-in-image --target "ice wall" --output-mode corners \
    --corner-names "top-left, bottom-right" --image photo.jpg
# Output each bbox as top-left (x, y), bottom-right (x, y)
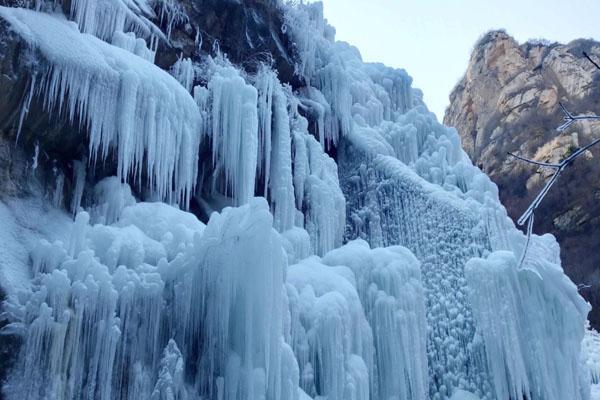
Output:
top-left (283, 3), bottom-right (589, 400)
top-left (2, 196), bottom-right (298, 400)
top-left (0, 1), bottom-right (592, 400)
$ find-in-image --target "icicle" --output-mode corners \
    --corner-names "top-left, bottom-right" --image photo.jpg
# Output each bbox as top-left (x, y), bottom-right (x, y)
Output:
top-left (70, 159), bottom-right (86, 216)
top-left (181, 198), bottom-right (294, 399)
top-left (264, 70), bottom-right (295, 232)
top-left (68, 0), bottom-right (164, 42)
top-left (31, 141), bottom-right (39, 170)
top-left (206, 61), bottom-right (258, 205)
top-left (255, 66), bottom-right (274, 196)
top-left (30, 239), bottom-right (68, 276)
top-left (282, 1), bottom-right (326, 81)
top-left (303, 135), bottom-right (346, 256)
top-left (170, 56), bottom-right (195, 93)
top-left (292, 129), bottom-right (308, 211)
top-left (68, 210), bottom-right (89, 257)
top-left (466, 250), bottom-right (589, 400)
top-left (287, 94), bottom-right (345, 255)
top-left (52, 169), bottom-right (65, 208)
top-left (154, 0), bottom-right (188, 41)
top-left (287, 253), bottom-right (374, 400)
top-left (313, 62), bottom-right (352, 143)
top-left (16, 74), bottom-right (36, 143)
top-left (322, 240), bottom-right (429, 400)
top-left (193, 85), bottom-right (211, 140)
top-left (296, 86), bottom-right (330, 148)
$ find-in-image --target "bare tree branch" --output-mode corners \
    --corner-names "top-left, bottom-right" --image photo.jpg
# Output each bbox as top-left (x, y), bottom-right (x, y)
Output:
top-left (584, 51), bottom-right (600, 70)
top-left (517, 166), bottom-right (563, 226)
top-left (564, 136), bottom-right (600, 163)
top-left (512, 135), bottom-right (600, 267)
top-left (578, 283), bottom-right (592, 290)
top-left (516, 138), bottom-right (600, 226)
top-left (519, 213), bottom-right (534, 267)
top-left (558, 102), bottom-right (600, 132)
top-left (507, 152), bottom-right (560, 168)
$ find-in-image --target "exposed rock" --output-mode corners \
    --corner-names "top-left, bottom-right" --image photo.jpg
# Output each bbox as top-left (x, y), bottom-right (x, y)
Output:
top-left (445, 30), bottom-right (600, 327)
top-left (154, 0), bottom-right (301, 87)
top-left (0, 12), bottom-right (79, 199)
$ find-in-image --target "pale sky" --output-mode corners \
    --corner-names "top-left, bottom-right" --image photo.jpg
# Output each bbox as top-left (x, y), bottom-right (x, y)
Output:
top-left (315, 0), bottom-right (600, 121)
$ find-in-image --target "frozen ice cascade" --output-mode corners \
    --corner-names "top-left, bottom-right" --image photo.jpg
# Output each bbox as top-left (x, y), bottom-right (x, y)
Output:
top-left (0, 1), bottom-right (594, 400)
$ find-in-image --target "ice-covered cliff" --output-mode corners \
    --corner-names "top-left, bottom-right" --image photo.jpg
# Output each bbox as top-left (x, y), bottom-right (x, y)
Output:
top-left (0, 1), bottom-right (592, 400)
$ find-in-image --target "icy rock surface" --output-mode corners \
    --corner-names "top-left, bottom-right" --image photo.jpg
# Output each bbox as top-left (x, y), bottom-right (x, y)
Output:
top-left (0, 1), bottom-right (593, 400)
top-left (0, 6), bottom-right (201, 207)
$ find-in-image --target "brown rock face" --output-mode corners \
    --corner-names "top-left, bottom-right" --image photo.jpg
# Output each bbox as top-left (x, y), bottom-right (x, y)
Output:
top-left (444, 30), bottom-right (600, 327)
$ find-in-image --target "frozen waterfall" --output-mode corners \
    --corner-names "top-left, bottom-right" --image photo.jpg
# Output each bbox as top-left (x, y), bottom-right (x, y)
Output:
top-left (0, 1), bottom-right (593, 400)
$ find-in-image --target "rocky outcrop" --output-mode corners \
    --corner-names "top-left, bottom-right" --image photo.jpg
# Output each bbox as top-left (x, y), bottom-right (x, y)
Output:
top-left (445, 30), bottom-right (600, 326)
top-left (0, 8), bottom-right (91, 198)
top-left (153, 0), bottom-right (300, 85)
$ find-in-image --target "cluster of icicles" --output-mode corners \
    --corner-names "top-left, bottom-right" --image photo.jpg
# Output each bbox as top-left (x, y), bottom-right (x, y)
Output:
top-left (0, 1), bottom-right (594, 400)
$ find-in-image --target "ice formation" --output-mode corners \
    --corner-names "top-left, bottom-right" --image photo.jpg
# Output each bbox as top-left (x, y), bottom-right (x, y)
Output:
top-left (0, 1), bottom-right (594, 400)
top-left (585, 325), bottom-right (600, 385)
top-left (263, 78), bottom-right (295, 231)
top-left (68, 0), bottom-right (162, 41)
top-left (2, 196), bottom-right (296, 400)
top-left (202, 61), bottom-right (259, 206)
top-left (291, 117), bottom-right (346, 256)
top-left (255, 67), bottom-right (275, 196)
top-left (466, 250), bottom-right (588, 400)
top-left (282, 4), bottom-right (590, 400)
top-left (111, 30), bottom-right (156, 63)
top-left (170, 56), bottom-right (195, 93)
top-left (0, 6), bottom-right (201, 207)
top-left (151, 339), bottom-right (186, 400)
top-left (70, 159), bottom-right (87, 215)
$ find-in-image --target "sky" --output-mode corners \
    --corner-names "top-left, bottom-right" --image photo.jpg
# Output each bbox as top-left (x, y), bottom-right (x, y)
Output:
top-left (314, 0), bottom-right (600, 121)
